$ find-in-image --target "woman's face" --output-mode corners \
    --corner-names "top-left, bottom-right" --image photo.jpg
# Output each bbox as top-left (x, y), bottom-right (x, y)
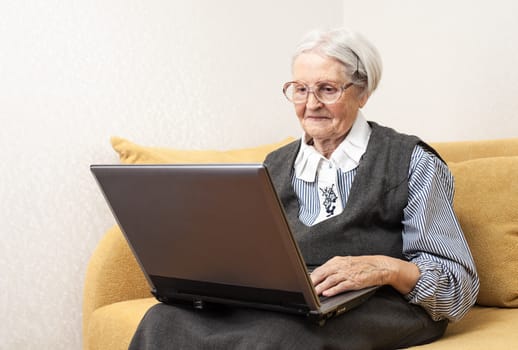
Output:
top-left (291, 52), bottom-right (368, 142)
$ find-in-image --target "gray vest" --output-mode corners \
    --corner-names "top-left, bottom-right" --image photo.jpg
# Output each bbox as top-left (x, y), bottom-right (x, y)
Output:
top-left (264, 122), bottom-right (424, 265)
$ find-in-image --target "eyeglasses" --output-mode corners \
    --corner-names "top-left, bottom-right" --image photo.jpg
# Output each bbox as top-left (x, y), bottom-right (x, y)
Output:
top-left (282, 81), bottom-right (355, 105)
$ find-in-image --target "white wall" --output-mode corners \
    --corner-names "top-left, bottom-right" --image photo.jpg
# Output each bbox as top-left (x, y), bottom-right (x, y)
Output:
top-left (344, 0), bottom-right (518, 142)
top-left (0, 1), bottom-right (342, 349)
top-left (2, 1), bottom-right (517, 349)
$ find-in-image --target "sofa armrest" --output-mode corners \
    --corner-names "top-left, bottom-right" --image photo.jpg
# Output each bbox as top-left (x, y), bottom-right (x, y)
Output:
top-left (83, 225), bottom-right (151, 343)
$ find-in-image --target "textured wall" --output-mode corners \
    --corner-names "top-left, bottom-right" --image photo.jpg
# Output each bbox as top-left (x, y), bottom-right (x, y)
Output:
top-left (0, 1), bottom-right (342, 349)
top-left (2, 0), bottom-right (517, 349)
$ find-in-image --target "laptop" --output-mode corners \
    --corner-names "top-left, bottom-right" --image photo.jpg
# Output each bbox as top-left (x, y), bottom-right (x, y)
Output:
top-left (90, 163), bottom-right (377, 325)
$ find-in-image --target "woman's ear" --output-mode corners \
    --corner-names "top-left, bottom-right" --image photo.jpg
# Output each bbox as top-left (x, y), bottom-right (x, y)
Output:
top-left (358, 92), bottom-right (369, 108)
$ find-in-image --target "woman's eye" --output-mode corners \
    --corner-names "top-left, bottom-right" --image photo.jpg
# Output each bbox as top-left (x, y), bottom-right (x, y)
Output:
top-left (319, 85), bottom-right (338, 94)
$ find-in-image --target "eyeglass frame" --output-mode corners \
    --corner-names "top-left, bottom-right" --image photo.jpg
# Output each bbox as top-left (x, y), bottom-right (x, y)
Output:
top-left (282, 80), bottom-right (355, 105)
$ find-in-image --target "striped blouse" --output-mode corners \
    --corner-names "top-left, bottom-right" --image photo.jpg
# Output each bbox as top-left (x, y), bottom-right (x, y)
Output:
top-left (292, 144), bottom-right (479, 322)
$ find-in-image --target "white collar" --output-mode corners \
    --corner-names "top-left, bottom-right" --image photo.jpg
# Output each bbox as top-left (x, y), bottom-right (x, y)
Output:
top-left (294, 111), bottom-right (372, 182)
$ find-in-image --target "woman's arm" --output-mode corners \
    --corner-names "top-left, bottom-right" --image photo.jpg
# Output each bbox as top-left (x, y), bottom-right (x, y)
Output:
top-left (311, 255), bottom-right (420, 296)
top-left (401, 145), bottom-right (479, 321)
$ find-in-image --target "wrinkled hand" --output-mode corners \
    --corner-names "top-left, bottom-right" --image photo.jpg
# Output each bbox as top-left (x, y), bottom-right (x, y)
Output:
top-left (310, 255), bottom-right (420, 297)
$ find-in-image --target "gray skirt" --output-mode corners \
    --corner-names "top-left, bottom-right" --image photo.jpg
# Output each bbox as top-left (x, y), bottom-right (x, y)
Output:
top-left (128, 288), bottom-right (447, 350)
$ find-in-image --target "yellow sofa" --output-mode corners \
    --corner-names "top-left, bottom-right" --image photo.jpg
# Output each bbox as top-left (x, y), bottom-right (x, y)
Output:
top-left (84, 137), bottom-right (518, 350)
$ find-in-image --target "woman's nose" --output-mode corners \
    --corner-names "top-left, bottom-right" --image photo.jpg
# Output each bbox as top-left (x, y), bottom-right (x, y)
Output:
top-left (306, 91), bottom-right (323, 109)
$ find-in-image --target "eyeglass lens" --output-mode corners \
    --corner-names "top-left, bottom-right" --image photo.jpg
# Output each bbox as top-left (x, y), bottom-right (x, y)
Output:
top-left (284, 82), bottom-right (342, 104)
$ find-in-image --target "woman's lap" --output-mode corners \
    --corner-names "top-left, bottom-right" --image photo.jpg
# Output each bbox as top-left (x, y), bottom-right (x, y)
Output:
top-left (129, 289), bottom-right (447, 350)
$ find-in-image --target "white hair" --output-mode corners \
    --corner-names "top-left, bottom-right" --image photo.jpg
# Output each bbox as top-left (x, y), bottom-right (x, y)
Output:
top-left (292, 28), bottom-right (383, 97)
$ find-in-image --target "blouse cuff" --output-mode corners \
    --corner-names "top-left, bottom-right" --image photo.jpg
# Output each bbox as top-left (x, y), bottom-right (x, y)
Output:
top-left (405, 259), bottom-right (444, 303)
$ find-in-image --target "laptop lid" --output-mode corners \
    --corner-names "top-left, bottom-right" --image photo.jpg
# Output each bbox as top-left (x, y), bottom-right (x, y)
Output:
top-left (90, 164), bottom-right (376, 323)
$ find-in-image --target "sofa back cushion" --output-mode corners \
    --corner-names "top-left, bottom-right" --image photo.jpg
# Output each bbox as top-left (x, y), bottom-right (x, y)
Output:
top-left (431, 138), bottom-right (518, 163)
top-left (449, 156), bottom-right (518, 307)
top-left (111, 136), bottom-right (518, 308)
top-left (111, 136), bottom-right (295, 164)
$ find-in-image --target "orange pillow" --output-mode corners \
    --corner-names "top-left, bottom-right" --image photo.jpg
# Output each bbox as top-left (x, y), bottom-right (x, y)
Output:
top-left (111, 136), bottom-right (295, 164)
top-left (449, 156), bottom-right (518, 307)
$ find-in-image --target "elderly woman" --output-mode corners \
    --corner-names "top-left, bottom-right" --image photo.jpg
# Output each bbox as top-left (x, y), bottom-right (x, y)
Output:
top-left (129, 28), bottom-right (479, 349)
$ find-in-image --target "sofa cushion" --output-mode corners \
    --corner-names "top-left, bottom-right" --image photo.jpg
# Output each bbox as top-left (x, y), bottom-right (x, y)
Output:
top-left (111, 136), bottom-right (295, 164)
top-left (87, 301), bottom-right (518, 350)
top-left (412, 306), bottom-right (518, 349)
top-left (86, 298), bottom-right (158, 350)
top-left (449, 156), bottom-right (518, 307)
top-left (431, 138), bottom-right (518, 163)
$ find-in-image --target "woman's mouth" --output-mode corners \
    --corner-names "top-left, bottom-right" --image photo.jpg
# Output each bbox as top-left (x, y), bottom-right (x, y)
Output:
top-left (305, 115), bottom-right (330, 121)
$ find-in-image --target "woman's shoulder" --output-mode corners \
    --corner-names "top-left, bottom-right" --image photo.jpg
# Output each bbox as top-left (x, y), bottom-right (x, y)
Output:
top-left (264, 139), bottom-right (301, 163)
top-left (369, 121), bottom-right (420, 143)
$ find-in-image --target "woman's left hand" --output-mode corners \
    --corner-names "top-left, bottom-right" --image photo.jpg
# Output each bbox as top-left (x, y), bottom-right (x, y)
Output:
top-left (310, 255), bottom-right (420, 297)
